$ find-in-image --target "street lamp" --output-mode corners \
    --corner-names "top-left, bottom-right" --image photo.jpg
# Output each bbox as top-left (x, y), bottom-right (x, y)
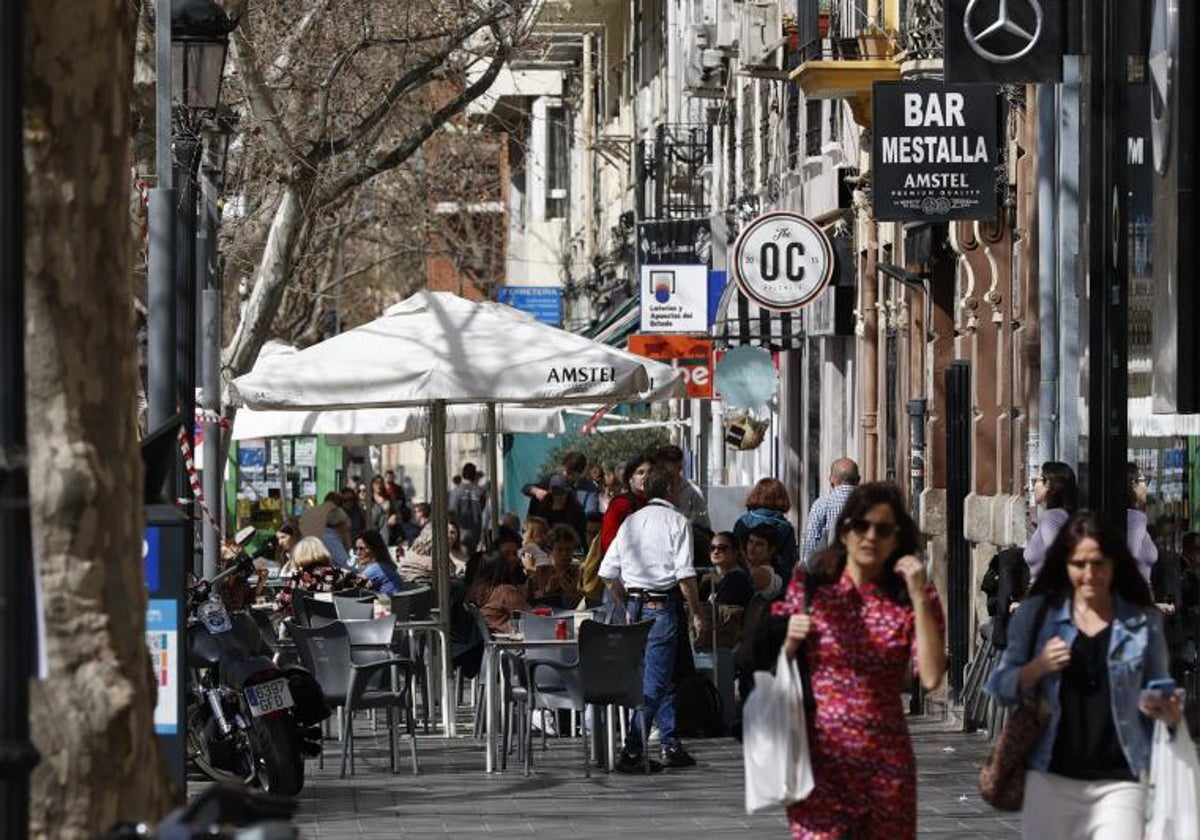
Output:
top-left (171, 0), bottom-right (236, 121)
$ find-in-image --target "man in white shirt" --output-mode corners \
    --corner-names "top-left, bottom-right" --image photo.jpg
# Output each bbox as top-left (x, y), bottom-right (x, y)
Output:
top-left (600, 464), bottom-right (707, 772)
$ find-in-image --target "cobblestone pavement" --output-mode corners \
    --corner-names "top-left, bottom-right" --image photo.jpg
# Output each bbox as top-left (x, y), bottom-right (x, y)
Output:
top-left (209, 712), bottom-right (1021, 838)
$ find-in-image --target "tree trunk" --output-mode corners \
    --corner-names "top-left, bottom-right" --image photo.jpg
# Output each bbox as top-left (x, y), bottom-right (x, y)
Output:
top-left (23, 1), bottom-right (177, 835)
top-left (222, 182), bottom-right (308, 381)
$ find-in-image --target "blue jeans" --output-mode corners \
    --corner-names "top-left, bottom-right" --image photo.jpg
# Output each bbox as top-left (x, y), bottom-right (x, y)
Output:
top-left (623, 596), bottom-right (679, 756)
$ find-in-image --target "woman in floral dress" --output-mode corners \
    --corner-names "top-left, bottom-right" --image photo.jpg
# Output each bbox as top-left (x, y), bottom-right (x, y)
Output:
top-left (773, 482), bottom-right (946, 839)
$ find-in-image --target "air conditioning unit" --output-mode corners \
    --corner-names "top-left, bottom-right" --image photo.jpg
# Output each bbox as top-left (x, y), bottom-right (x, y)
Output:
top-left (740, 0), bottom-right (782, 69)
top-left (685, 24), bottom-right (728, 98)
top-left (714, 0), bottom-right (741, 50)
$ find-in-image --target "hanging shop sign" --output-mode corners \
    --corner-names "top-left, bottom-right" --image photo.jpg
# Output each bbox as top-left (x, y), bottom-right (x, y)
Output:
top-left (628, 334), bottom-right (714, 398)
top-left (944, 0), bottom-right (1063, 83)
top-left (872, 81), bottom-right (1000, 222)
top-left (731, 212), bottom-right (834, 312)
top-left (637, 218), bottom-right (713, 266)
top-left (639, 264), bottom-right (709, 333)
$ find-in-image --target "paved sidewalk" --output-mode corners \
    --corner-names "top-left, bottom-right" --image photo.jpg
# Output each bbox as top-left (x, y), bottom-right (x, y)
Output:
top-left (259, 713), bottom-right (1021, 838)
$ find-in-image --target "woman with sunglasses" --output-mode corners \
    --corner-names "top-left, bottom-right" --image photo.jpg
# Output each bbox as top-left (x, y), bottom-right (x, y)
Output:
top-left (772, 482), bottom-right (946, 840)
top-left (1024, 462), bottom-right (1078, 584)
top-left (354, 529), bottom-right (403, 595)
top-left (708, 531), bottom-right (754, 608)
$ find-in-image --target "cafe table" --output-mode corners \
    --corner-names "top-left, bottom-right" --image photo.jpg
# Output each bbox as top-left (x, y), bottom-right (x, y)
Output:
top-left (482, 634), bottom-right (575, 773)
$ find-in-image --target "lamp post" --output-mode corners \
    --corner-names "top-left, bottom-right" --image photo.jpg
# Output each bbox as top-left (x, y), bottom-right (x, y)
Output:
top-left (199, 109), bottom-right (235, 579)
top-left (1, 1), bottom-right (38, 835)
top-left (165, 0), bottom-right (236, 574)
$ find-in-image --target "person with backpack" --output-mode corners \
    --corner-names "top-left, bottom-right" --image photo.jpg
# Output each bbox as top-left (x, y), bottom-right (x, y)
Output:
top-left (448, 461), bottom-right (487, 554)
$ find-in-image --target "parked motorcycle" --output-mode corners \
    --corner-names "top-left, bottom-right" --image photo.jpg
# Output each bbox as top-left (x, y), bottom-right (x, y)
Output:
top-left (185, 527), bottom-right (326, 796)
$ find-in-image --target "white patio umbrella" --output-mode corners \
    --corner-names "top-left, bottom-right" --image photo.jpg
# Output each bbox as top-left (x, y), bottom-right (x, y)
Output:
top-left (231, 291), bottom-right (685, 735)
top-left (232, 403), bottom-right (568, 445)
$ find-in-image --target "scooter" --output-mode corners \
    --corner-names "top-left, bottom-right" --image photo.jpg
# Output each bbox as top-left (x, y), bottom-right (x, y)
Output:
top-left (185, 527), bottom-right (326, 796)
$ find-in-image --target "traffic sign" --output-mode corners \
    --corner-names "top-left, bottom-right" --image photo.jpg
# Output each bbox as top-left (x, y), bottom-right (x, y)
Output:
top-left (732, 211), bottom-right (834, 312)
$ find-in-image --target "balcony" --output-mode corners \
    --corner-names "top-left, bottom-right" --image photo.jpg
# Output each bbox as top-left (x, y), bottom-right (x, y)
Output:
top-left (789, 31), bottom-right (902, 127)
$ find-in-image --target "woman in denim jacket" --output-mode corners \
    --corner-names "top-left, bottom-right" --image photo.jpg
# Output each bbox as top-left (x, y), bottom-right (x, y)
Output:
top-left (985, 512), bottom-right (1182, 837)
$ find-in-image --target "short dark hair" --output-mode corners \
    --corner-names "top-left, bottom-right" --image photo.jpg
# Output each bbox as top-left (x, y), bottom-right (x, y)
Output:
top-left (745, 523), bottom-right (780, 550)
top-left (1182, 532), bottom-right (1200, 557)
top-left (413, 501), bottom-right (431, 518)
top-left (657, 444), bottom-right (684, 464)
top-left (462, 462), bottom-right (479, 482)
top-left (1040, 461), bottom-right (1078, 511)
top-left (745, 478), bottom-right (791, 513)
top-left (495, 525), bottom-right (522, 546)
top-left (622, 451), bottom-right (656, 487)
top-left (547, 524), bottom-right (577, 548)
top-left (1029, 511), bottom-right (1152, 607)
top-left (643, 464), bottom-right (680, 502)
top-left (561, 451), bottom-right (587, 473)
top-left (585, 511), bottom-right (604, 523)
top-left (810, 482), bottom-right (921, 605)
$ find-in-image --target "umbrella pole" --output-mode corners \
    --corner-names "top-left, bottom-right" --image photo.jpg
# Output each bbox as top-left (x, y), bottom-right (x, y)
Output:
top-left (486, 403), bottom-right (499, 544)
top-left (430, 401), bottom-right (456, 736)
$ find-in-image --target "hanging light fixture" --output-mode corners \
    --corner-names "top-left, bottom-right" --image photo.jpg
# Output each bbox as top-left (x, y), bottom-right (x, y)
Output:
top-left (171, 0), bottom-right (238, 119)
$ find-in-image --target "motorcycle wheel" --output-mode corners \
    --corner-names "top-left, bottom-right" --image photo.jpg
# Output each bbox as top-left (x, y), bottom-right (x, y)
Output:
top-left (248, 714), bottom-right (305, 797)
top-left (186, 703), bottom-right (255, 786)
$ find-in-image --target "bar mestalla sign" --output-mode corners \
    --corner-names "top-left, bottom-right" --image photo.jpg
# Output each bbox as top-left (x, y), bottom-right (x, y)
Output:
top-left (872, 81), bottom-right (1000, 222)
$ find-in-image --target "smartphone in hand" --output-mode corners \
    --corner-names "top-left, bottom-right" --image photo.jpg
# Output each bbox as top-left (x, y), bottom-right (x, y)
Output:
top-left (1140, 678), bottom-right (1176, 707)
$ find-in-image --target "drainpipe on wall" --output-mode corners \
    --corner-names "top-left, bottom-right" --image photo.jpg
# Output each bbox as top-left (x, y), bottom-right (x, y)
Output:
top-left (582, 32), bottom-right (596, 271)
top-left (1037, 84), bottom-right (1059, 466)
top-left (860, 236), bottom-right (880, 479)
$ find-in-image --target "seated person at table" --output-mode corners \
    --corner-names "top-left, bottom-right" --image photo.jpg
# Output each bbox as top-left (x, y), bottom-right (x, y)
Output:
top-left (400, 518), bottom-right (462, 585)
top-left (530, 525), bottom-right (582, 608)
top-left (469, 551), bottom-right (533, 635)
top-left (521, 516), bottom-right (551, 573)
top-left (744, 523), bottom-right (785, 601)
top-left (354, 529), bottom-right (403, 595)
top-left (448, 516), bottom-right (471, 579)
top-left (706, 531), bottom-right (754, 608)
top-left (277, 536), bottom-right (370, 617)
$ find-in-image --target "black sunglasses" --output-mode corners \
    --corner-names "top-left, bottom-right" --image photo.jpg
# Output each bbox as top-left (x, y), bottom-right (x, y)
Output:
top-left (848, 519), bottom-right (898, 539)
top-left (710, 543), bottom-right (734, 553)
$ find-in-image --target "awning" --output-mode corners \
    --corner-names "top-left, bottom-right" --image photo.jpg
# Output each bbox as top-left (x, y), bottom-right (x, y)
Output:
top-left (713, 282), bottom-right (804, 351)
top-left (588, 297), bottom-right (640, 347)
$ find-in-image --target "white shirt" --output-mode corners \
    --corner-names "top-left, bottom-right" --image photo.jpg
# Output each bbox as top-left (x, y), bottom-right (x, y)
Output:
top-left (598, 498), bottom-right (695, 591)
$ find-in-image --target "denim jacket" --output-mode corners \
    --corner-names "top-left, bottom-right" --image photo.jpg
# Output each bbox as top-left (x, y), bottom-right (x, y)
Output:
top-left (983, 593), bottom-right (1169, 776)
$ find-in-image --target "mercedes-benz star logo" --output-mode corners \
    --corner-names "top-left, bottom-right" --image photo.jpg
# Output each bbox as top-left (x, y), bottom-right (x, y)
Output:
top-left (964, 0), bottom-right (1043, 64)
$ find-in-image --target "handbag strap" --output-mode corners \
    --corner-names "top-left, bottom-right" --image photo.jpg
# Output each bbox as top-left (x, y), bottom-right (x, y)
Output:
top-left (1024, 597), bottom-right (1054, 663)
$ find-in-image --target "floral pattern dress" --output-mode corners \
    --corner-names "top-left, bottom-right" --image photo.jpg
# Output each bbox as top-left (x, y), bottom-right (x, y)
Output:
top-left (771, 570), bottom-right (944, 839)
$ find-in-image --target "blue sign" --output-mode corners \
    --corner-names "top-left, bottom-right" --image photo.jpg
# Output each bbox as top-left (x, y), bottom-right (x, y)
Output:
top-left (496, 286), bottom-right (563, 327)
top-left (146, 599), bottom-right (179, 735)
top-left (707, 270), bottom-right (728, 327)
top-left (144, 526), bottom-right (160, 592)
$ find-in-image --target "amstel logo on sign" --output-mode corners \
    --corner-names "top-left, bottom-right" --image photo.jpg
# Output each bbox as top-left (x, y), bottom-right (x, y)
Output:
top-left (627, 334), bottom-right (714, 399)
top-left (732, 211), bottom-right (835, 312)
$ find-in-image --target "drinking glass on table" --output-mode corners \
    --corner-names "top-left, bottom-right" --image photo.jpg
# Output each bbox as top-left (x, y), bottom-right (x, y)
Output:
top-left (510, 614), bottom-right (522, 639)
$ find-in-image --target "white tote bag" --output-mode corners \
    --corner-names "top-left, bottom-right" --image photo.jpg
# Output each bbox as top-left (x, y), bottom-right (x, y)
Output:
top-left (1145, 720), bottom-right (1200, 840)
top-left (743, 648), bottom-right (815, 814)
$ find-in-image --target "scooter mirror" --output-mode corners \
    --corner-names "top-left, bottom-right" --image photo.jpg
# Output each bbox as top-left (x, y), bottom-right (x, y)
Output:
top-left (234, 525), bottom-right (257, 547)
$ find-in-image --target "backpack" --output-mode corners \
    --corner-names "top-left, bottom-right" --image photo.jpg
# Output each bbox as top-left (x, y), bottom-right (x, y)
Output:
top-left (579, 533), bottom-right (605, 603)
top-left (451, 484), bottom-right (486, 548)
top-left (673, 674), bottom-right (725, 737)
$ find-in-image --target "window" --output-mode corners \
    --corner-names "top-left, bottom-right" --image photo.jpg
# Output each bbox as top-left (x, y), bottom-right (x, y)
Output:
top-left (545, 106), bottom-right (570, 219)
top-left (805, 99), bottom-right (823, 157)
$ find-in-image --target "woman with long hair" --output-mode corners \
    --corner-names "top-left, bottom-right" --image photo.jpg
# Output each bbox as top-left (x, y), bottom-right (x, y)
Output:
top-left (354, 529), bottom-right (403, 595)
top-left (773, 482), bottom-right (946, 839)
top-left (1127, 462), bottom-right (1158, 582)
top-left (733, 477), bottom-right (798, 580)
top-left (1024, 461), bottom-right (1078, 582)
top-left (708, 530), bottom-right (754, 608)
top-left (985, 512), bottom-right (1177, 838)
top-left (368, 474), bottom-right (400, 545)
top-left (598, 451), bottom-right (656, 554)
top-left (275, 521), bottom-right (298, 576)
top-left (469, 550), bottom-right (533, 634)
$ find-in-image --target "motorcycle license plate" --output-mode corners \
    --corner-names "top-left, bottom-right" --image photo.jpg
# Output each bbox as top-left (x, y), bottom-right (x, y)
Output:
top-left (245, 678), bottom-right (294, 717)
